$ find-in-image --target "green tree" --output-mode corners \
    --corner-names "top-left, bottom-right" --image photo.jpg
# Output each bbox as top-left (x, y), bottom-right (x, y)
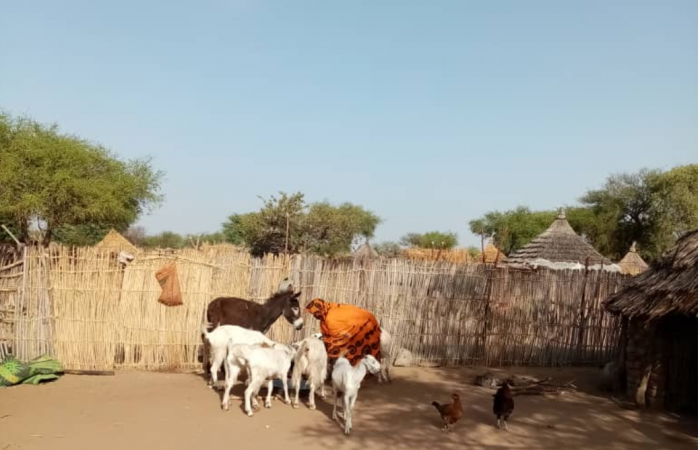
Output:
top-left (222, 192), bottom-right (381, 257)
top-left (222, 214), bottom-right (245, 245)
top-left (142, 231), bottom-right (185, 249)
top-left (399, 231), bottom-right (458, 249)
top-left (0, 113), bottom-right (163, 245)
top-left (374, 241), bottom-right (402, 258)
top-left (300, 202), bottom-right (381, 255)
top-left (581, 164), bottom-right (697, 260)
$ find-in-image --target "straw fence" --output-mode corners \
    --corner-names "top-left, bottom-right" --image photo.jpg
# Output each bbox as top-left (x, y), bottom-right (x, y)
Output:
top-left (0, 245), bottom-right (627, 371)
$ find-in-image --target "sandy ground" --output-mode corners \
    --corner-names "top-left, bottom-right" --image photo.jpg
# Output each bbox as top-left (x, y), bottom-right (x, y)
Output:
top-left (0, 366), bottom-right (696, 450)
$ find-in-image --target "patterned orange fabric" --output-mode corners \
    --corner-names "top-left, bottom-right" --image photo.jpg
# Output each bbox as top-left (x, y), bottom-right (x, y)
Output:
top-left (305, 298), bottom-right (381, 366)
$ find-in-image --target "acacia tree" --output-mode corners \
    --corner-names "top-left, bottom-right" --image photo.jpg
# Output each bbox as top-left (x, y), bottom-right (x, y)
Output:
top-left (221, 192), bottom-right (381, 257)
top-left (0, 113), bottom-right (163, 245)
top-left (399, 231), bottom-right (458, 249)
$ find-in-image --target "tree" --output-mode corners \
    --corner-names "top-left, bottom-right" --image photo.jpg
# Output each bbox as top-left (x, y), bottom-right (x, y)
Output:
top-left (0, 113), bottom-right (163, 245)
top-left (468, 164), bottom-right (698, 261)
top-left (222, 214), bottom-right (245, 245)
top-left (581, 164), bottom-right (697, 260)
top-left (123, 226), bottom-right (148, 247)
top-left (374, 241), bottom-right (402, 258)
top-left (399, 231), bottom-right (458, 249)
top-left (142, 231), bottom-right (185, 249)
top-left (222, 192), bottom-right (381, 257)
top-left (300, 202), bottom-right (381, 256)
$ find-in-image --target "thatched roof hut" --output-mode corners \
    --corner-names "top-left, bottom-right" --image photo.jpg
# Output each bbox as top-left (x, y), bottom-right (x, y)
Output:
top-left (478, 241), bottom-right (506, 264)
top-left (604, 230), bottom-right (697, 414)
top-left (94, 229), bottom-right (138, 254)
top-left (506, 210), bottom-right (620, 272)
top-left (353, 241), bottom-right (379, 260)
top-left (606, 230), bottom-right (697, 320)
top-left (617, 242), bottom-right (649, 276)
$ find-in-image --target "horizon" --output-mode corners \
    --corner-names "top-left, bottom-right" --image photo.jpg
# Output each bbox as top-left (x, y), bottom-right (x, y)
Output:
top-left (1, 1), bottom-right (697, 246)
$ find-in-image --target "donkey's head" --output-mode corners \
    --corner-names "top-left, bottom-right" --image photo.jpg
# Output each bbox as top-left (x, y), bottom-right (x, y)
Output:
top-left (283, 291), bottom-right (304, 330)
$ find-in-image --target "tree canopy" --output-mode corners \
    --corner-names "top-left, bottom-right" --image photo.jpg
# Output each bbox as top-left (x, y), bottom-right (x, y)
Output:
top-left (399, 231), bottom-right (458, 249)
top-left (0, 112), bottom-right (163, 245)
top-left (221, 192), bottom-right (381, 257)
top-left (468, 164), bottom-right (698, 261)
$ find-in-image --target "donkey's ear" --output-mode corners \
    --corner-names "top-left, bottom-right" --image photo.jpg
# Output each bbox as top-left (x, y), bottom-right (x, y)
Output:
top-left (292, 291), bottom-right (302, 298)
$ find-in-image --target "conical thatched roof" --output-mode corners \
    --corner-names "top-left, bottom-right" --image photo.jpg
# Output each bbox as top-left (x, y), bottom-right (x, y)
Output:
top-left (617, 242), bottom-right (649, 276)
top-left (605, 230), bottom-right (697, 320)
top-left (94, 229), bottom-right (137, 254)
top-left (479, 241), bottom-right (506, 264)
top-left (506, 210), bottom-right (619, 272)
top-left (353, 241), bottom-right (379, 260)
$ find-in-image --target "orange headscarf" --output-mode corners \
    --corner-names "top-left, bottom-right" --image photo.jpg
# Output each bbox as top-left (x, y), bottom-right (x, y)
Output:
top-left (305, 298), bottom-right (381, 366)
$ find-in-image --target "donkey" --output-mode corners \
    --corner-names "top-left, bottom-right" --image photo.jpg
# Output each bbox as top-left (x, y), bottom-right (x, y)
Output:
top-left (202, 287), bottom-right (304, 386)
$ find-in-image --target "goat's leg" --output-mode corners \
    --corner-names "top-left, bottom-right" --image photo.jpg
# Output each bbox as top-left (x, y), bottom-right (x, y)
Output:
top-left (503, 415), bottom-right (510, 431)
top-left (244, 378), bottom-right (262, 417)
top-left (308, 382), bottom-right (316, 410)
top-left (332, 387), bottom-right (339, 422)
top-left (264, 379), bottom-right (273, 409)
top-left (221, 365), bottom-right (240, 411)
top-left (281, 375), bottom-right (291, 405)
top-left (343, 394), bottom-right (352, 435)
top-left (292, 375), bottom-right (301, 409)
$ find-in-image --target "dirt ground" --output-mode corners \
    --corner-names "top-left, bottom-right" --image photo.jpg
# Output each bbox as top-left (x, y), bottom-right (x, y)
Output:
top-left (0, 366), bottom-right (696, 450)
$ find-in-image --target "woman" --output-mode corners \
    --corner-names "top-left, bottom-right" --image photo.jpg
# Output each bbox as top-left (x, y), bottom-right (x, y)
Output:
top-left (305, 298), bottom-right (381, 366)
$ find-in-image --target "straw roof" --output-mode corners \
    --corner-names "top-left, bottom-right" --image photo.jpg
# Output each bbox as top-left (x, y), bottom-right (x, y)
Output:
top-left (94, 229), bottom-right (138, 254)
top-left (478, 242), bottom-right (506, 264)
top-left (605, 230), bottom-right (698, 320)
top-left (617, 242), bottom-right (649, 276)
top-left (353, 241), bottom-right (379, 260)
top-left (506, 210), bottom-right (620, 272)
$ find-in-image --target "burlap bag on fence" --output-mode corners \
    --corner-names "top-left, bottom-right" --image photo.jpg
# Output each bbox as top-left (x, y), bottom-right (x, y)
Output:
top-left (155, 263), bottom-right (183, 306)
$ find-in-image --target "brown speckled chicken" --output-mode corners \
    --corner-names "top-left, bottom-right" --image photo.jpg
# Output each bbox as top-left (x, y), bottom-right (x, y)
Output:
top-left (431, 393), bottom-right (463, 432)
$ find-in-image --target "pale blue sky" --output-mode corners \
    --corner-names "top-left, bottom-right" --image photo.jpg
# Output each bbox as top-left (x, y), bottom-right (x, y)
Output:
top-left (1, 1), bottom-right (697, 246)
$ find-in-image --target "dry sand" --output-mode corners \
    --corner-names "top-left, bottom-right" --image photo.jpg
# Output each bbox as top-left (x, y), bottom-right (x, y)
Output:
top-left (0, 366), bottom-right (696, 450)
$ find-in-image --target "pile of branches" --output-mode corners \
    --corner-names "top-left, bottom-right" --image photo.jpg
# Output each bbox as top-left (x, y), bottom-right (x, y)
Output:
top-left (475, 372), bottom-right (577, 396)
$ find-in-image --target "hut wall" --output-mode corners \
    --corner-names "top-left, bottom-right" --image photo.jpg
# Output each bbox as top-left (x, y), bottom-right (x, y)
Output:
top-left (624, 319), bottom-right (666, 407)
top-left (625, 315), bottom-right (698, 413)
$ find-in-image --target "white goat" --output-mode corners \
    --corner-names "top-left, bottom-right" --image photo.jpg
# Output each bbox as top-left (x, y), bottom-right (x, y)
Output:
top-left (331, 353), bottom-right (382, 435)
top-left (377, 328), bottom-right (394, 384)
top-left (228, 342), bottom-right (295, 416)
top-left (200, 324), bottom-right (275, 390)
top-left (291, 336), bottom-right (327, 410)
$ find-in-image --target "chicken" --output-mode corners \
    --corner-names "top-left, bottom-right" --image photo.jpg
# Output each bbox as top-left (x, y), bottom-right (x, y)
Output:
top-left (492, 382), bottom-right (515, 431)
top-left (431, 393), bottom-right (463, 432)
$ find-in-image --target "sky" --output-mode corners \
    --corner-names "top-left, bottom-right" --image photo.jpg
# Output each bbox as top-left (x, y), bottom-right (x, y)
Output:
top-left (0, 1), bottom-right (697, 247)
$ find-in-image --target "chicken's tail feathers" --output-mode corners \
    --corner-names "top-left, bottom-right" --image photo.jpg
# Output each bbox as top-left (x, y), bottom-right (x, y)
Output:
top-left (431, 401), bottom-right (441, 411)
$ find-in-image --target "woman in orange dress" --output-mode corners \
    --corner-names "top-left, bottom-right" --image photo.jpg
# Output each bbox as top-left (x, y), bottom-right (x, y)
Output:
top-left (305, 298), bottom-right (381, 366)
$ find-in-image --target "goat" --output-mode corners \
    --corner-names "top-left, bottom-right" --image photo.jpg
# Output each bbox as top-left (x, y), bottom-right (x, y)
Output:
top-left (227, 342), bottom-right (296, 416)
top-left (290, 336), bottom-right (328, 410)
top-left (200, 323), bottom-right (275, 391)
top-left (377, 328), bottom-right (394, 384)
top-left (331, 353), bottom-right (382, 435)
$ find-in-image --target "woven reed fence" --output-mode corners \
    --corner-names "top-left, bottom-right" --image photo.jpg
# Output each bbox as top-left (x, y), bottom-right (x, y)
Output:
top-left (0, 245), bottom-right (627, 371)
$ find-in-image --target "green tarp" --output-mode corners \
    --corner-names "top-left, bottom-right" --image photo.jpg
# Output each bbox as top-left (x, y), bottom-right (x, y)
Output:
top-left (0, 354), bottom-right (64, 386)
